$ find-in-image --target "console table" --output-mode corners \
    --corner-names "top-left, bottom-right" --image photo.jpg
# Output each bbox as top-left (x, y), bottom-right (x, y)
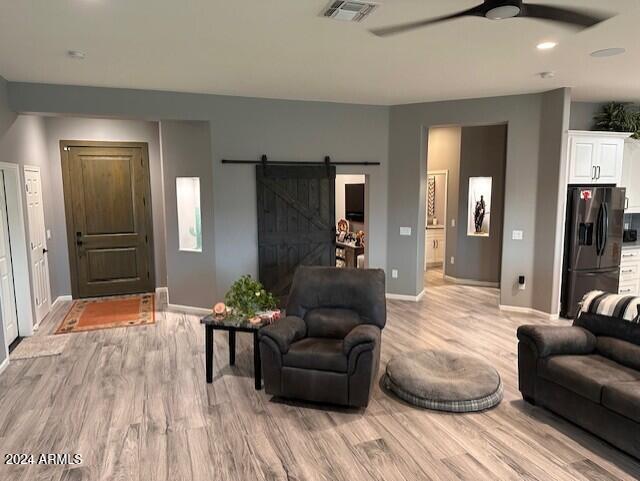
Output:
top-left (336, 241), bottom-right (365, 269)
top-left (200, 314), bottom-right (268, 390)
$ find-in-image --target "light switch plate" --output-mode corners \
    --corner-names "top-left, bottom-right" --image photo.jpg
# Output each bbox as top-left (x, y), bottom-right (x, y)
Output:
top-left (400, 227), bottom-right (411, 236)
top-left (46, 229), bottom-right (51, 240)
top-left (391, 269), bottom-right (398, 278)
top-left (450, 256), bottom-right (455, 265)
top-left (451, 219), bottom-right (456, 227)
top-left (512, 230), bottom-right (524, 241)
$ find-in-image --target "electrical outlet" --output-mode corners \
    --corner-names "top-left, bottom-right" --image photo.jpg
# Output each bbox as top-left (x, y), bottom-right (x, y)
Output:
top-left (450, 256), bottom-right (455, 265)
top-left (392, 269), bottom-right (398, 279)
top-left (518, 275), bottom-right (526, 290)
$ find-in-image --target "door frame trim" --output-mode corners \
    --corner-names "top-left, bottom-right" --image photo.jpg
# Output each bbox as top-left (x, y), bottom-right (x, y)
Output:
top-left (0, 162), bottom-right (35, 356)
top-left (60, 140), bottom-right (156, 298)
top-left (24, 165), bottom-right (53, 327)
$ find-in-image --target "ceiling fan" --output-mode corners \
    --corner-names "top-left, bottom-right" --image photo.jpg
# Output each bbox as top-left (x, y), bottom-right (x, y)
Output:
top-left (370, 0), bottom-right (613, 37)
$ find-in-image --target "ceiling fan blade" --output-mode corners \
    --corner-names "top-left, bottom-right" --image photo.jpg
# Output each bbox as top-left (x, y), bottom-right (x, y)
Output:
top-left (370, 5), bottom-right (484, 37)
top-left (522, 3), bottom-right (612, 28)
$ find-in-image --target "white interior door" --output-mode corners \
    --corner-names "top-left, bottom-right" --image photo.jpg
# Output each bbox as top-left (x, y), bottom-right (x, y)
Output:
top-left (24, 166), bottom-right (51, 325)
top-left (0, 172), bottom-right (19, 345)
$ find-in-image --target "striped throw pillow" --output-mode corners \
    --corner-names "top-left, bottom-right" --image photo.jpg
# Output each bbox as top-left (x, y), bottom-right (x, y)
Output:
top-left (579, 290), bottom-right (640, 323)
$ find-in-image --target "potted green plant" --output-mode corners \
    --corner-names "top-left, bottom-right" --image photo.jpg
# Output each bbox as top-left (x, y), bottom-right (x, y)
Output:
top-left (593, 102), bottom-right (640, 139)
top-left (224, 275), bottom-right (277, 319)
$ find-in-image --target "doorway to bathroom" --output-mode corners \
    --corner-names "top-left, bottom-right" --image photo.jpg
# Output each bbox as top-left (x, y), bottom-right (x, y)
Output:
top-left (425, 170), bottom-right (448, 286)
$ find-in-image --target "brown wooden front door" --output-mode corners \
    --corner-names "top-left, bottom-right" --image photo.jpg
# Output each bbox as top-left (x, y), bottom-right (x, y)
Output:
top-left (256, 165), bottom-right (336, 305)
top-left (61, 141), bottom-right (155, 298)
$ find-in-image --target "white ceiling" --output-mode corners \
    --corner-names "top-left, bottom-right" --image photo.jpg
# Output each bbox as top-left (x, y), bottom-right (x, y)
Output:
top-left (0, 0), bottom-right (638, 105)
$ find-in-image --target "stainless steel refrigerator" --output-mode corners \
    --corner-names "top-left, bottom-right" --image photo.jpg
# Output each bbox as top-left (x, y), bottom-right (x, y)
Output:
top-left (560, 186), bottom-right (625, 318)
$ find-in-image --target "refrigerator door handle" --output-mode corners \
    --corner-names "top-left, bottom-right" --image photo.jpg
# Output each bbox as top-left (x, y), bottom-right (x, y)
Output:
top-left (602, 201), bottom-right (609, 253)
top-left (595, 203), bottom-right (603, 256)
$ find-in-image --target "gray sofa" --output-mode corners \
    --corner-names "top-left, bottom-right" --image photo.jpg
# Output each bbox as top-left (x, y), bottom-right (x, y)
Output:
top-left (259, 266), bottom-right (386, 408)
top-left (517, 312), bottom-right (640, 459)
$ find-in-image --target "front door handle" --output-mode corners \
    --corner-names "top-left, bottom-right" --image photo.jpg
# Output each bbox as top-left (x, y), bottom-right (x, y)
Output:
top-left (42, 248), bottom-right (48, 254)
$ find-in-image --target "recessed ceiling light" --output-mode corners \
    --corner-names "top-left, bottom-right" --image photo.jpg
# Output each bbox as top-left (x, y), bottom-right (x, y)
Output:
top-left (537, 41), bottom-right (558, 51)
top-left (590, 48), bottom-right (626, 58)
top-left (539, 71), bottom-right (555, 79)
top-left (67, 50), bottom-right (86, 60)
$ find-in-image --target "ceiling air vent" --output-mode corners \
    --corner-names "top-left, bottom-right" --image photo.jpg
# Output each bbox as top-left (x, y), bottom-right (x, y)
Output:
top-left (323, 1), bottom-right (378, 22)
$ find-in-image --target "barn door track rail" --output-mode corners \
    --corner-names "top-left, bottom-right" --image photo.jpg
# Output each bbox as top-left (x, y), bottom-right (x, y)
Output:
top-left (221, 155), bottom-right (380, 166)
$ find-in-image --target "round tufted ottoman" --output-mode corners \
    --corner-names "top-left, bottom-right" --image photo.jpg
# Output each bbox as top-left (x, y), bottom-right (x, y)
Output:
top-left (383, 350), bottom-right (503, 412)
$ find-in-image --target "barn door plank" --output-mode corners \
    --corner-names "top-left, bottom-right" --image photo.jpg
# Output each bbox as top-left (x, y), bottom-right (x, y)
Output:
top-left (256, 165), bottom-right (335, 305)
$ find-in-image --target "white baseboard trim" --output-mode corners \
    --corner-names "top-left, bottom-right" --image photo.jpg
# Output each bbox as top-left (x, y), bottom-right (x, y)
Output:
top-left (155, 287), bottom-right (169, 303)
top-left (0, 357), bottom-right (9, 376)
top-left (167, 303), bottom-right (212, 316)
top-left (444, 275), bottom-right (499, 288)
top-left (51, 295), bottom-right (73, 310)
top-left (386, 288), bottom-right (426, 302)
top-left (499, 304), bottom-right (560, 321)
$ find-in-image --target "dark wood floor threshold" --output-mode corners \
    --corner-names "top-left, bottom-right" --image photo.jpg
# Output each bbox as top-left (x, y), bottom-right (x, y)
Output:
top-left (8, 336), bottom-right (23, 354)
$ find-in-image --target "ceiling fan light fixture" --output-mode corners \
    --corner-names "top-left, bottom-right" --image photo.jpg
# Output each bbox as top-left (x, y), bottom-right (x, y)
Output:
top-left (485, 5), bottom-right (521, 20)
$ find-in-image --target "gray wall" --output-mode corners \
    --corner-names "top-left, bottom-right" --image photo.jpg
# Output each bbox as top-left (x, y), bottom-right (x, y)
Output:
top-left (569, 102), bottom-right (601, 130)
top-left (388, 90), bottom-right (568, 310)
top-left (41, 117), bottom-right (166, 298)
top-left (454, 125), bottom-right (507, 284)
top-left (160, 121), bottom-right (216, 308)
top-left (8, 82), bottom-right (389, 300)
top-left (6, 81), bottom-right (570, 312)
top-left (533, 89), bottom-right (571, 315)
top-left (0, 75), bottom-right (12, 136)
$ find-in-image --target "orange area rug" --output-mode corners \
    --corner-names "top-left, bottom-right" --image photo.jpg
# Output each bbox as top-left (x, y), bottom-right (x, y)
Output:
top-left (55, 294), bottom-right (155, 334)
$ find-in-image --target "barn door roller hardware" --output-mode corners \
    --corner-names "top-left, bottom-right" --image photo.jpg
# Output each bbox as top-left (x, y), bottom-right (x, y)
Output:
top-left (221, 154), bottom-right (380, 166)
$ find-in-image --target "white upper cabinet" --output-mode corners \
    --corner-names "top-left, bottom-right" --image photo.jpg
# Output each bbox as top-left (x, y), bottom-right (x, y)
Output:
top-left (568, 134), bottom-right (598, 184)
top-left (567, 131), bottom-right (629, 185)
top-left (620, 139), bottom-right (640, 213)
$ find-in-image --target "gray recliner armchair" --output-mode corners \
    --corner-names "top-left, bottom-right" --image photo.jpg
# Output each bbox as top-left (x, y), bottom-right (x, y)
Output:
top-left (259, 266), bottom-right (386, 408)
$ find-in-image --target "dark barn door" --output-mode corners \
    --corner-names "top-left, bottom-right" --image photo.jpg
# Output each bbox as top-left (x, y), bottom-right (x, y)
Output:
top-left (256, 165), bottom-right (336, 305)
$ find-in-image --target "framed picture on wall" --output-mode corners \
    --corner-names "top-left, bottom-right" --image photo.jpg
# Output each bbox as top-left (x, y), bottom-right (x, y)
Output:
top-left (467, 177), bottom-right (492, 237)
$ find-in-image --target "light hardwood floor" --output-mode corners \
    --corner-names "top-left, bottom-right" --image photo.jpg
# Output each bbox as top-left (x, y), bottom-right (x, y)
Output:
top-left (425, 266), bottom-right (451, 288)
top-left (1, 280), bottom-right (639, 481)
